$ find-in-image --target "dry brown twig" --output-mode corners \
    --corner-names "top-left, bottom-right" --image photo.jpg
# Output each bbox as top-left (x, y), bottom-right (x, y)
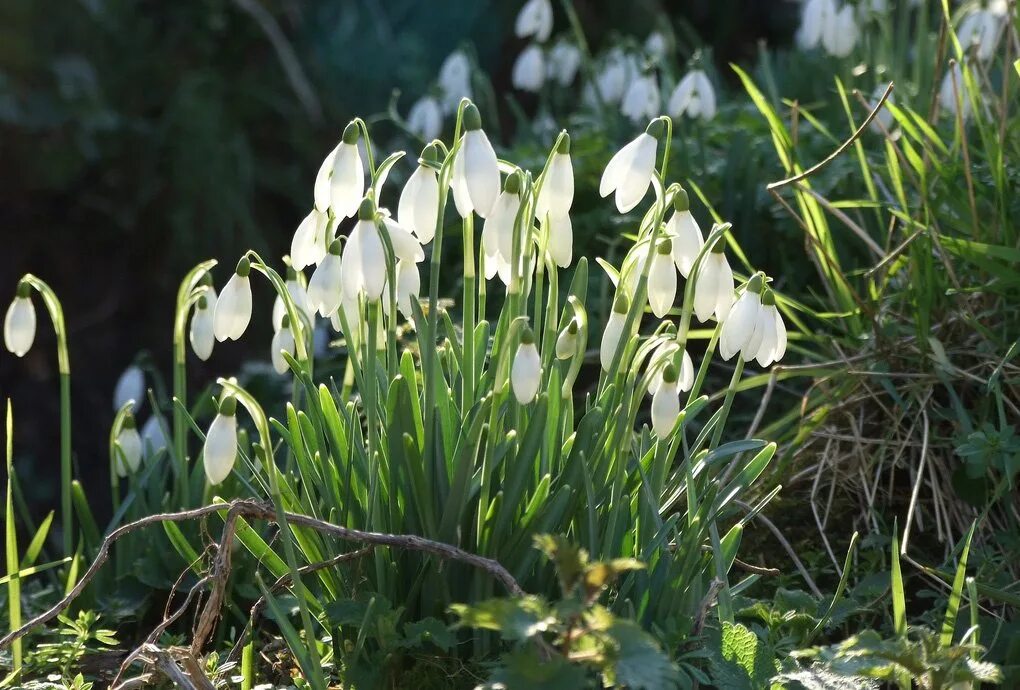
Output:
top-left (0, 499), bottom-right (524, 655)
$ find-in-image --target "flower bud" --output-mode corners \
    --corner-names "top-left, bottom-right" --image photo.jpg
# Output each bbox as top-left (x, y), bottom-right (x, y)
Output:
top-left (555, 319), bottom-right (579, 360)
top-left (115, 413), bottom-right (143, 478)
top-left (204, 397), bottom-right (238, 485)
top-left (4, 283), bottom-right (36, 358)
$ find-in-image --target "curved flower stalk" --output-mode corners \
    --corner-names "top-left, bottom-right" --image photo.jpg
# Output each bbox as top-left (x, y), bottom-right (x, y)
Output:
top-left (515, 0), bottom-right (553, 42)
top-left (513, 44), bottom-right (546, 92)
top-left (172, 260), bottom-right (217, 505)
top-left (5, 275), bottom-right (73, 556)
top-left (452, 103), bottom-right (501, 219)
top-left (668, 70), bottom-right (717, 122)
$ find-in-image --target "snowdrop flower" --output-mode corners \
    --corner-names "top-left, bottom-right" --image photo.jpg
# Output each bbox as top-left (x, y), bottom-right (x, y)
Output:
top-left (823, 4), bottom-right (858, 57)
top-left (439, 50), bottom-right (472, 112)
top-left (382, 259), bottom-right (421, 319)
top-left (693, 240), bottom-right (734, 323)
top-left (646, 338), bottom-right (694, 396)
top-left (600, 292), bottom-right (630, 372)
top-left (958, 8), bottom-right (1003, 62)
top-left (290, 209), bottom-right (329, 271)
top-left (214, 258), bottom-right (253, 342)
top-left (651, 363), bottom-right (681, 438)
top-left (115, 413), bottom-right (143, 478)
top-left (398, 145), bottom-right (441, 243)
top-left (306, 238), bottom-right (342, 316)
top-left (452, 103), bottom-right (501, 219)
top-left (555, 319), bottom-right (578, 360)
top-left (668, 70), bottom-right (717, 122)
top-left (547, 40), bottom-right (581, 86)
top-left (141, 415), bottom-right (167, 456)
top-left (594, 48), bottom-right (637, 104)
top-left (203, 396), bottom-right (238, 485)
top-left (481, 173), bottom-right (523, 285)
top-left (599, 121), bottom-right (661, 213)
top-left (543, 213), bottom-right (573, 268)
top-left (645, 31), bottom-right (668, 60)
top-left (754, 289), bottom-right (788, 367)
top-left (797, 0), bottom-right (836, 50)
top-left (407, 94), bottom-right (443, 141)
top-left (665, 190), bottom-right (704, 278)
top-left (511, 328), bottom-right (542, 404)
top-left (621, 73), bottom-right (661, 124)
top-left (271, 315), bottom-right (296, 374)
top-left (189, 288), bottom-right (216, 361)
top-left (114, 364), bottom-right (145, 413)
top-left (939, 62), bottom-right (970, 119)
top-left (720, 274), bottom-right (765, 361)
top-left (648, 239), bottom-right (678, 318)
top-left (3, 282), bottom-right (36, 358)
top-left (329, 122), bottom-right (366, 220)
top-left (513, 44), bottom-right (546, 92)
top-left (536, 134), bottom-right (573, 219)
top-left (515, 0), bottom-right (553, 42)
top-left (272, 268), bottom-right (314, 332)
top-left (341, 198), bottom-right (424, 302)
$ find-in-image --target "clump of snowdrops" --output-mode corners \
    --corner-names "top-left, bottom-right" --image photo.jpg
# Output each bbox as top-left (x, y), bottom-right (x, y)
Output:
top-left (4, 98), bottom-right (790, 682)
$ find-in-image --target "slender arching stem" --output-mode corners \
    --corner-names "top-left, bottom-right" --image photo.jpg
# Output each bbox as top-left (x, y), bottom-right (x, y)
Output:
top-left (20, 275), bottom-right (72, 557)
top-left (172, 260), bottom-right (217, 507)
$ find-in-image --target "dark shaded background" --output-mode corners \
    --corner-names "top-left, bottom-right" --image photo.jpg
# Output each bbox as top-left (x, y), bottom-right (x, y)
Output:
top-left (0, 0), bottom-right (798, 520)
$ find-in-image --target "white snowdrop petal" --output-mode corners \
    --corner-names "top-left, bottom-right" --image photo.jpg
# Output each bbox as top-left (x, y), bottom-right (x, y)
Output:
top-left (190, 297), bottom-right (216, 361)
top-left (515, 0), bottom-right (553, 42)
top-left (546, 213), bottom-right (573, 268)
top-left (116, 427), bottom-right (143, 477)
top-left (330, 143), bottom-right (365, 219)
top-left (647, 252), bottom-right (677, 318)
top-left (512, 44), bottom-right (546, 92)
top-left (719, 292), bottom-right (759, 361)
top-left (314, 145), bottom-right (339, 213)
top-left (399, 165), bottom-right (440, 243)
top-left (694, 254), bottom-right (721, 323)
top-left (271, 327), bottom-right (295, 374)
top-left (359, 223), bottom-right (387, 300)
top-left (203, 413), bottom-right (238, 485)
top-left (773, 307), bottom-right (788, 362)
top-left (114, 365), bottom-right (145, 413)
top-left (679, 350), bottom-right (694, 392)
top-left (668, 211), bottom-right (704, 277)
top-left (600, 311), bottom-right (626, 372)
top-left (537, 152), bottom-right (574, 218)
top-left (384, 218), bottom-right (426, 263)
top-left (714, 256), bottom-right (735, 322)
top-left (651, 382), bottom-right (681, 438)
top-left (407, 96), bottom-right (443, 141)
top-left (4, 297), bottom-right (36, 358)
top-left (511, 342), bottom-right (542, 404)
top-left (463, 130), bottom-right (501, 218)
top-left (213, 274), bottom-right (253, 342)
top-left (308, 254), bottom-right (343, 317)
top-left (451, 147), bottom-right (474, 218)
top-left (141, 416), bottom-right (168, 456)
top-left (742, 300), bottom-right (770, 361)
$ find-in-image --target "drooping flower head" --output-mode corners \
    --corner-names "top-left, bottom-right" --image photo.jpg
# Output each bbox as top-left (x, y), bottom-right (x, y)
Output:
top-left (665, 189), bottom-right (704, 278)
top-left (555, 318), bottom-right (579, 360)
top-left (515, 0), bottom-right (554, 42)
top-left (621, 73), bottom-right (661, 124)
top-left (341, 196), bottom-right (425, 303)
top-left (547, 39), bottom-right (581, 86)
top-left (407, 94), bottom-right (443, 141)
top-left (214, 257), bottom-right (253, 342)
top-left (693, 237), bottom-right (734, 323)
top-left (114, 364), bottom-right (145, 414)
top-left (482, 171), bottom-right (524, 286)
top-left (271, 314), bottom-right (296, 374)
top-left (511, 327), bottom-right (542, 404)
top-left (439, 50), bottom-right (473, 113)
top-left (668, 70), bottom-right (717, 122)
top-left (651, 362), bottom-right (681, 438)
top-left (600, 291), bottom-right (630, 372)
top-left (290, 208), bottom-right (330, 271)
top-left (599, 119), bottom-right (662, 213)
top-left (398, 143), bottom-right (442, 243)
top-left (204, 395), bottom-right (238, 485)
top-left (648, 238), bottom-right (678, 318)
top-left (308, 239), bottom-right (344, 318)
top-left (537, 134), bottom-right (574, 268)
top-left (513, 44), bottom-right (546, 92)
top-left (452, 103), bottom-right (502, 219)
top-left (115, 412), bottom-right (143, 478)
top-left (4, 280), bottom-right (36, 358)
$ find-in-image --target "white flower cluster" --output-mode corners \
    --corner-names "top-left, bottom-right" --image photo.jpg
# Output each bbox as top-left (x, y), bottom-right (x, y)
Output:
top-left (796, 0), bottom-right (859, 57)
top-left (511, 0), bottom-right (582, 94)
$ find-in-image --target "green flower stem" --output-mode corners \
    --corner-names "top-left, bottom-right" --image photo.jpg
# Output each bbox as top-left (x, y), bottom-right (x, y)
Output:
top-left (172, 260), bottom-right (217, 506)
top-left (353, 117), bottom-right (376, 178)
top-left (218, 379), bottom-right (325, 689)
top-left (6, 401), bottom-right (22, 677)
top-left (20, 275), bottom-right (73, 557)
top-left (423, 101), bottom-right (467, 496)
top-left (462, 214), bottom-right (477, 414)
top-left (707, 357), bottom-right (744, 624)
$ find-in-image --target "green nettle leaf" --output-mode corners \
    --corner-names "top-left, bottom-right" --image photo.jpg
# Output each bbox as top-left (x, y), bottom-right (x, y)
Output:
top-left (534, 534), bottom-right (589, 594)
top-left (773, 665), bottom-right (879, 690)
top-left (600, 619), bottom-right (680, 690)
top-left (487, 647), bottom-right (590, 690)
top-left (450, 596), bottom-right (554, 641)
top-left (708, 622), bottom-right (779, 690)
top-left (400, 617), bottom-right (456, 652)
